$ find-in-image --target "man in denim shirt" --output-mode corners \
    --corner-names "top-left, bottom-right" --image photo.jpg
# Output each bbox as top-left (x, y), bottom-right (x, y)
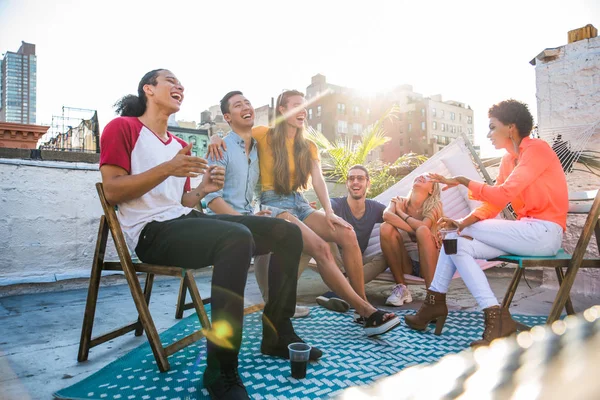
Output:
top-left (206, 91), bottom-right (310, 319)
top-left (204, 91), bottom-right (262, 215)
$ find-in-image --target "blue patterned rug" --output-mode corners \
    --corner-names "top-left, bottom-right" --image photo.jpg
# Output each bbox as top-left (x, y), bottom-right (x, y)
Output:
top-left (55, 307), bottom-right (546, 400)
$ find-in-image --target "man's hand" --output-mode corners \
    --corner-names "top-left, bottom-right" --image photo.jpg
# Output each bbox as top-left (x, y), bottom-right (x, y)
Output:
top-left (198, 165), bottom-right (225, 194)
top-left (206, 135), bottom-right (226, 161)
top-left (255, 209), bottom-right (272, 217)
top-left (167, 143), bottom-right (208, 177)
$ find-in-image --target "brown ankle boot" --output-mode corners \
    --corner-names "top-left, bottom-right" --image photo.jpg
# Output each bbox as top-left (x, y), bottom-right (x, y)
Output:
top-left (404, 290), bottom-right (448, 335)
top-left (470, 306), bottom-right (517, 348)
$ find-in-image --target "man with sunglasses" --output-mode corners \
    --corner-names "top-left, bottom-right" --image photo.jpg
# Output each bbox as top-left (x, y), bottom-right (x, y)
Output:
top-left (316, 165), bottom-right (388, 319)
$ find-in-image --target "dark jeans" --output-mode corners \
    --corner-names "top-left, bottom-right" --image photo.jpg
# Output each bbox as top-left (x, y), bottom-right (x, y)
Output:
top-left (135, 210), bottom-right (302, 369)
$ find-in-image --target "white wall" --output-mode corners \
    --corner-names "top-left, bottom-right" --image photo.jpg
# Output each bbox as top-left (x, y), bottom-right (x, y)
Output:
top-left (534, 36), bottom-right (600, 294)
top-left (0, 159), bottom-right (113, 285)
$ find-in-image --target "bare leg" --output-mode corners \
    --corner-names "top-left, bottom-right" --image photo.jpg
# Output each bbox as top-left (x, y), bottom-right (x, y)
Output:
top-left (304, 211), bottom-right (367, 300)
top-left (415, 225), bottom-right (439, 288)
top-left (380, 222), bottom-right (413, 285)
top-left (275, 212), bottom-right (378, 318)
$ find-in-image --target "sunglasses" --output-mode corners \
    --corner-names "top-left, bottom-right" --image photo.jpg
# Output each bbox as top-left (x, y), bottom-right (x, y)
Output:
top-left (415, 174), bottom-right (432, 182)
top-left (347, 175), bottom-right (368, 182)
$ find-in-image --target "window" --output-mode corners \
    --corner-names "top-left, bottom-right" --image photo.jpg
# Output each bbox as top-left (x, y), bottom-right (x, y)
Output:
top-left (459, 113), bottom-right (462, 122)
top-left (441, 123), bottom-right (446, 132)
top-left (433, 121), bottom-right (437, 130)
top-left (408, 123), bottom-right (412, 132)
top-left (408, 110), bottom-right (413, 117)
top-left (352, 105), bottom-right (360, 116)
top-left (422, 135), bottom-right (427, 143)
top-left (337, 103), bottom-right (346, 115)
top-left (467, 128), bottom-right (473, 135)
top-left (450, 112), bottom-right (455, 121)
top-left (440, 110), bottom-right (445, 118)
top-left (399, 138), bottom-right (404, 146)
top-left (317, 105), bottom-right (322, 117)
top-left (337, 120), bottom-right (348, 133)
top-left (352, 123), bottom-right (363, 134)
top-left (467, 116), bottom-right (473, 124)
top-left (308, 109), bottom-right (313, 120)
top-left (421, 108), bottom-right (425, 117)
top-left (366, 108), bottom-right (371, 116)
top-left (421, 121), bottom-right (426, 131)
top-left (317, 123), bottom-right (322, 132)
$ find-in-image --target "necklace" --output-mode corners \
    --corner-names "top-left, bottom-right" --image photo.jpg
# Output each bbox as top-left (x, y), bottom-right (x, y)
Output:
top-left (407, 198), bottom-right (423, 214)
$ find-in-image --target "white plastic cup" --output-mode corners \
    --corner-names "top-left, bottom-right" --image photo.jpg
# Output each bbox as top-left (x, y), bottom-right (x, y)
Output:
top-left (260, 204), bottom-right (278, 217)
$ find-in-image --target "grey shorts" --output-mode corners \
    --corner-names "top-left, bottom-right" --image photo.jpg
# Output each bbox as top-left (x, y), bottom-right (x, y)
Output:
top-left (410, 259), bottom-right (421, 277)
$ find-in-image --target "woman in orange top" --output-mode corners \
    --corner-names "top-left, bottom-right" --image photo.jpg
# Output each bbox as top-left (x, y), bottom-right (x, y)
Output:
top-left (404, 99), bottom-right (568, 347)
top-left (209, 90), bottom-right (399, 337)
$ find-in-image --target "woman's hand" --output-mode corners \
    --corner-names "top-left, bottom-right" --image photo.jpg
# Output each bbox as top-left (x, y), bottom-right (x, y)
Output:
top-left (437, 216), bottom-right (465, 233)
top-left (428, 173), bottom-right (460, 191)
top-left (206, 135), bottom-right (226, 161)
top-left (391, 196), bottom-right (407, 209)
top-left (325, 210), bottom-right (353, 232)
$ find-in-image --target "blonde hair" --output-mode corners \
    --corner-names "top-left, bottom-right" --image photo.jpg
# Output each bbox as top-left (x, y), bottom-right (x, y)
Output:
top-left (269, 90), bottom-right (314, 195)
top-left (407, 180), bottom-right (443, 234)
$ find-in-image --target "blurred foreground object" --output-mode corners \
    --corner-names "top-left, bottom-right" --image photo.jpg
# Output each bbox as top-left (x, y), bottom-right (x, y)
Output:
top-left (340, 305), bottom-right (600, 400)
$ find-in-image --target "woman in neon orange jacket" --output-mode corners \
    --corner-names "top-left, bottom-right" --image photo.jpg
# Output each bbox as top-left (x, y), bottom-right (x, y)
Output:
top-left (404, 99), bottom-right (568, 347)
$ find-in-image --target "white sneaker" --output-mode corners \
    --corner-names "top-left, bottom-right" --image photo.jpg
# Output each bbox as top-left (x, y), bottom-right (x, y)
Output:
top-left (385, 284), bottom-right (413, 306)
top-left (293, 305), bottom-right (310, 318)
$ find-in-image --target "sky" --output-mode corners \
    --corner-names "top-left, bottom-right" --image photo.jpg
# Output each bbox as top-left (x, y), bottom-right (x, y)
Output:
top-left (1, 0), bottom-right (599, 156)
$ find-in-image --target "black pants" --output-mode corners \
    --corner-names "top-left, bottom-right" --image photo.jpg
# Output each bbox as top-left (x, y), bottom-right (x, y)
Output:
top-left (135, 211), bottom-right (302, 369)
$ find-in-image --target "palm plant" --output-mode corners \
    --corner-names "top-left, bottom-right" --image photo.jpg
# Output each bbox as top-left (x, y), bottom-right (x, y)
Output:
top-left (306, 106), bottom-right (398, 183)
top-left (306, 105), bottom-right (428, 198)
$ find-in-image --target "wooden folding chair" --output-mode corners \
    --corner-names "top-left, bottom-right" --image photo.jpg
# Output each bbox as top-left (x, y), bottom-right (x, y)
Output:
top-left (496, 189), bottom-right (600, 327)
top-left (77, 183), bottom-right (211, 372)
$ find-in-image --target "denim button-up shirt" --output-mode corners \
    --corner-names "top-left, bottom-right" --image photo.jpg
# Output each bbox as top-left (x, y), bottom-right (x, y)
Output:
top-left (205, 131), bottom-right (259, 215)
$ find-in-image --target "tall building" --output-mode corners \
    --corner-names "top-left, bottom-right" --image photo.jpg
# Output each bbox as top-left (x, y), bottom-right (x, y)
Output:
top-left (304, 74), bottom-right (474, 162)
top-left (306, 74), bottom-right (371, 143)
top-left (0, 41), bottom-right (37, 124)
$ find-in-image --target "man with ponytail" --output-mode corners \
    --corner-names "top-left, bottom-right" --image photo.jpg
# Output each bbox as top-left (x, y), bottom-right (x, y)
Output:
top-left (100, 70), bottom-right (319, 400)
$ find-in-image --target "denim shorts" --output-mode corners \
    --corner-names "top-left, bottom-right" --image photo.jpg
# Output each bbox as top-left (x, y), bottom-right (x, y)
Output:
top-left (260, 190), bottom-right (316, 222)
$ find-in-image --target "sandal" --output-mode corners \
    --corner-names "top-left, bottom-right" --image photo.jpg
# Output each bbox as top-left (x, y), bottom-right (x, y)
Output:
top-left (352, 312), bottom-right (365, 325)
top-left (363, 310), bottom-right (400, 337)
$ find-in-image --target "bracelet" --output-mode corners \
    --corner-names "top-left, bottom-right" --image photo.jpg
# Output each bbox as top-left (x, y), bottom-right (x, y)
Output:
top-left (403, 215), bottom-right (410, 222)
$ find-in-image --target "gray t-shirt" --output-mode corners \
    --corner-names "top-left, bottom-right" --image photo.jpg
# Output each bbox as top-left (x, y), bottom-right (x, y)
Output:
top-left (330, 197), bottom-right (385, 254)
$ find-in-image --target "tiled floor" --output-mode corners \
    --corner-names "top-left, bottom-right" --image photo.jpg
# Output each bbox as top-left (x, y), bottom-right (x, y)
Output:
top-left (0, 266), bottom-right (597, 400)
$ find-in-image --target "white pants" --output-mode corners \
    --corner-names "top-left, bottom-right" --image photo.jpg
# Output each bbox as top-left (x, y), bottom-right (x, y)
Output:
top-left (429, 218), bottom-right (563, 310)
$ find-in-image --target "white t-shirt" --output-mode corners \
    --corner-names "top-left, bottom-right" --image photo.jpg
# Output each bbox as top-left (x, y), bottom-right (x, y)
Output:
top-left (99, 116), bottom-right (193, 250)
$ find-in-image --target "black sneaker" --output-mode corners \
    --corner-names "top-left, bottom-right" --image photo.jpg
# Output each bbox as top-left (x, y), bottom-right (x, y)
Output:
top-left (316, 291), bottom-right (350, 313)
top-left (261, 333), bottom-right (323, 361)
top-left (204, 366), bottom-right (249, 400)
